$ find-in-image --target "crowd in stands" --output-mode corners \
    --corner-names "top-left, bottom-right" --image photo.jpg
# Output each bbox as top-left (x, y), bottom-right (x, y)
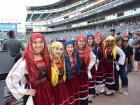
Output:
top-left (44, 17), bottom-right (140, 43)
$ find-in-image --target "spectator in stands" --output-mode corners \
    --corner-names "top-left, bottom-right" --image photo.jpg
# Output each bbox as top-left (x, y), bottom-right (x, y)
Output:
top-left (2, 30), bottom-right (25, 62)
top-left (133, 31), bottom-right (140, 72)
top-left (116, 32), bottom-right (121, 38)
top-left (110, 28), bottom-right (116, 37)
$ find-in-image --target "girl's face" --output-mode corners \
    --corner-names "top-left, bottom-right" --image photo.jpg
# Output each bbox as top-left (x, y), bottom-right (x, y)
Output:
top-left (53, 46), bottom-right (64, 58)
top-left (77, 39), bottom-right (86, 49)
top-left (95, 37), bottom-right (101, 43)
top-left (116, 39), bottom-right (122, 47)
top-left (87, 37), bottom-right (94, 46)
top-left (123, 40), bottom-right (128, 46)
top-left (106, 39), bottom-right (114, 47)
top-left (66, 44), bottom-right (74, 56)
top-left (32, 38), bottom-right (44, 54)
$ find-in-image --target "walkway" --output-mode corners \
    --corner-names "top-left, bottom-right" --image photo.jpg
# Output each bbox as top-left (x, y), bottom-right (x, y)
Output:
top-left (90, 72), bottom-right (140, 105)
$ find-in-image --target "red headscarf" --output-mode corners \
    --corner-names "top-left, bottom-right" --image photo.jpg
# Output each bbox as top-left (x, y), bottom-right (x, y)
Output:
top-left (76, 34), bottom-right (87, 41)
top-left (76, 34), bottom-right (87, 49)
top-left (94, 32), bottom-right (103, 42)
top-left (23, 33), bottom-right (51, 84)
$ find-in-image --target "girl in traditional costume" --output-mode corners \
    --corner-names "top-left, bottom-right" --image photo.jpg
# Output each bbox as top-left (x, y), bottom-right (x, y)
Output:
top-left (51, 41), bottom-right (69, 105)
top-left (93, 32), bottom-right (105, 95)
top-left (103, 35), bottom-right (125, 95)
top-left (76, 34), bottom-right (97, 105)
top-left (86, 33), bottom-right (96, 98)
top-left (64, 39), bottom-right (81, 105)
top-left (6, 33), bottom-right (54, 105)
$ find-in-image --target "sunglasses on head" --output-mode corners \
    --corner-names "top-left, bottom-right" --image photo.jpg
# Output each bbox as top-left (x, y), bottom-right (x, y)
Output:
top-left (106, 40), bottom-right (114, 43)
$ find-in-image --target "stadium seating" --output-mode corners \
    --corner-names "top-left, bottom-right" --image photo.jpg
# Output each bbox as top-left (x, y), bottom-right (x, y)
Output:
top-left (25, 0), bottom-right (140, 41)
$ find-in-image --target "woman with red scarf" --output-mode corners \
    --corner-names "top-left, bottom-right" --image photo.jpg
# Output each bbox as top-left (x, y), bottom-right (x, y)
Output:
top-left (76, 34), bottom-right (97, 105)
top-left (6, 33), bottom-right (54, 105)
top-left (94, 32), bottom-right (105, 95)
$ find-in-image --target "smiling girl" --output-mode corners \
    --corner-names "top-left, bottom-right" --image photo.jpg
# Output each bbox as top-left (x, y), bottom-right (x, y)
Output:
top-left (6, 33), bottom-right (54, 105)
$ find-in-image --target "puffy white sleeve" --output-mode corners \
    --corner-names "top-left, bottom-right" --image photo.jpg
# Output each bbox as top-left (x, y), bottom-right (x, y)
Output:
top-left (87, 51), bottom-right (98, 71)
top-left (6, 58), bottom-right (28, 100)
top-left (116, 46), bottom-right (126, 65)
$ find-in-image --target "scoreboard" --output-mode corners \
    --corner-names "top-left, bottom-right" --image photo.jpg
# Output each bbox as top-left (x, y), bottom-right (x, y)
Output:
top-left (0, 23), bottom-right (17, 32)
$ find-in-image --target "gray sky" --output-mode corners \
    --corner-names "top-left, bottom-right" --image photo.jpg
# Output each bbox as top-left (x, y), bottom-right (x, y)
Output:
top-left (0, 0), bottom-right (60, 30)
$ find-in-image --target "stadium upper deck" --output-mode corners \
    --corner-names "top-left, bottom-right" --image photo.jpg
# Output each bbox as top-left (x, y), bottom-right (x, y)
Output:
top-left (27, 0), bottom-right (82, 10)
top-left (26, 0), bottom-right (97, 21)
top-left (26, 0), bottom-right (113, 29)
top-left (25, 0), bottom-right (140, 39)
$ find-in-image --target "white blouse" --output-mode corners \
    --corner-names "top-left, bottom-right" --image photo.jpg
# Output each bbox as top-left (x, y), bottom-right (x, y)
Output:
top-left (87, 51), bottom-right (99, 79)
top-left (6, 58), bottom-right (28, 100)
top-left (116, 46), bottom-right (126, 65)
top-left (87, 51), bottom-right (98, 71)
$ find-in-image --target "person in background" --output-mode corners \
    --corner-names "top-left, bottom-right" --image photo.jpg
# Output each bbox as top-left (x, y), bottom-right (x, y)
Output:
top-left (116, 32), bottom-right (121, 38)
top-left (133, 31), bottom-right (140, 72)
top-left (1, 31), bottom-right (25, 81)
top-left (127, 32), bottom-right (134, 70)
top-left (115, 37), bottom-right (128, 96)
top-left (0, 41), bottom-right (2, 50)
top-left (122, 37), bottom-right (133, 73)
top-left (110, 28), bottom-right (116, 37)
top-left (2, 30), bottom-right (25, 62)
top-left (6, 33), bottom-right (54, 105)
top-left (128, 32), bottom-right (134, 47)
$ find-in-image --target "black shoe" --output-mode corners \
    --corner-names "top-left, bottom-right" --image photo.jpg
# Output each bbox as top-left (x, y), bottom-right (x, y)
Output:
top-left (88, 98), bottom-right (92, 103)
top-left (96, 93), bottom-right (100, 96)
